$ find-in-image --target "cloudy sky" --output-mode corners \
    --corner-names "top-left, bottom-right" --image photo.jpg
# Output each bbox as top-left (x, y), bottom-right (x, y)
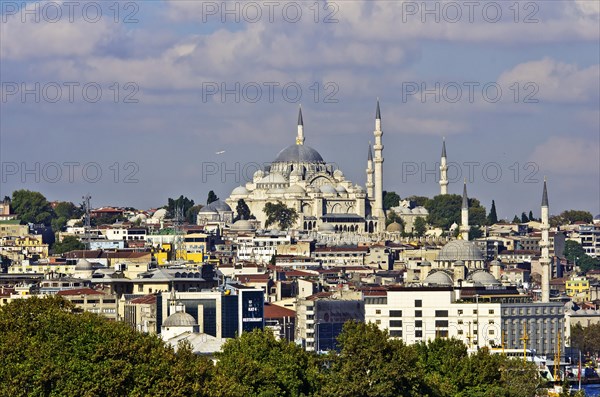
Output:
top-left (1, 0), bottom-right (599, 219)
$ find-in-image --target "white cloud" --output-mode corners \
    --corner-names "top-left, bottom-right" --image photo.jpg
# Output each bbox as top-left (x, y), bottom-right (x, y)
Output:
top-left (529, 137), bottom-right (600, 175)
top-left (498, 58), bottom-right (600, 104)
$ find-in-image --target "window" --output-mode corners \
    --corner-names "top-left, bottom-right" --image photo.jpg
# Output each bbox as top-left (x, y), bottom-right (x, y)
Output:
top-left (415, 310), bottom-right (422, 317)
top-left (458, 319), bottom-right (463, 325)
top-left (389, 310), bottom-right (402, 317)
top-left (375, 319), bottom-right (381, 325)
top-left (415, 320), bottom-right (422, 328)
top-left (489, 320), bottom-right (494, 324)
top-left (489, 309), bottom-right (494, 314)
top-left (437, 330), bottom-right (448, 338)
top-left (390, 330), bottom-right (402, 337)
top-left (375, 309), bottom-right (381, 315)
top-left (458, 309), bottom-right (463, 315)
top-left (390, 320), bottom-right (402, 328)
top-left (415, 330), bottom-right (423, 337)
top-left (458, 329), bottom-right (463, 335)
top-left (489, 329), bottom-right (495, 335)
top-left (435, 320), bottom-right (449, 328)
top-left (435, 310), bottom-right (448, 317)
top-left (415, 300), bottom-right (422, 307)
top-left (473, 309), bottom-right (478, 315)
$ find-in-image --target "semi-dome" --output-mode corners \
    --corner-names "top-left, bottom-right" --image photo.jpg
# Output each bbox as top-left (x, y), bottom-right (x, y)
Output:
top-left (423, 271), bottom-right (454, 286)
top-left (320, 184), bottom-right (338, 195)
top-left (75, 258), bottom-right (93, 271)
top-left (259, 173), bottom-right (287, 184)
top-left (199, 206), bottom-right (218, 214)
top-left (163, 311), bottom-right (197, 327)
top-left (335, 185), bottom-right (347, 193)
top-left (437, 240), bottom-right (484, 262)
top-left (468, 270), bottom-right (501, 286)
top-left (273, 144), bottom-right (324, 163)
top-left (231, 186), bottom-right (249, 195)
top-left (152, 208), bottom-right (167, 219)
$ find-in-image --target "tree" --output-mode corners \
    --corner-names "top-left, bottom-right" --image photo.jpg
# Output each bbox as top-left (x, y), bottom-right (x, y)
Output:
top-left (564, 240), bottom-right (600, 273)
top-left (406, 195), bottom-right (430, 208)
top-left (0, 297), bottom-right (214, 397)
top-left (528, 210), bottom-right (535, 222)
top-left (207, 191), bottom-right (219, 205)
top-left (512, 215), bottom-right (521, 224)
top-left (560, 210), bottom-right (593, 224)
top-left (570, 323), bottom-right (600, 356)
top-left (414, 217), bottom-right (427, 237)
top-left (52, 236), bottom-right (85, 254)
top-left (425, 194), bottom-right (486, 230)
top-left (234, 199), bottom-right (254, 222)
top-left (210, 329), bottom-right (320, 397)
top-left (383, 191), bottom-right (400, 210)
top-left (487, 200), bottom-right (498, 225)
top-left (263, 202), bottom-right (298, 230)
top-left (167, 195), bottom-right (195, 220)
top-left (321, 321), bottom-right (426, 397)
top-left (10, 190), bottom-right (55, 226)
top-left (385, 210), bottom-right (405, 230)
top-left (521, 212), bottom-right (529, 223)
top-left (51, 201), bottom-right (83, 232)
top-left (469, 226), bottom-right (483, 240)
top-left (0, 255), bottom-right (11, 273)
top-left (186, 205), bottom-right (204, 224)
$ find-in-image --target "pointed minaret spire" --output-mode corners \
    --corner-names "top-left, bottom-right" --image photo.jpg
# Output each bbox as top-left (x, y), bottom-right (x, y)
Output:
top-left (460, 179), bottom-right (469, 240)
top-left (542, 177), bottom-right (549, 207)
top-left (296, 105), bottom-right (304, 145)
top-left (366, 141), bottom-right (374, 199)
top-left (462, 179), bottom-right (468, 209)
top-left (373, 99), bottom-right (385, 232)
top-left (439, 137), bottom-right (448, 195)
top-left (540, 177), bottom-right (550, 302)
top-left (441, 138), bottom-right (447, 158)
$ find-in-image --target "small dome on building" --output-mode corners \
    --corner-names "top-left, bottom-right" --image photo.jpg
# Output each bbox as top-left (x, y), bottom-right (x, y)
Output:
top-left (333, 169), bottom-right (344, 179)
top-left (231, 219), bottom-right (255, 231)
top-left (437, 240), bottom-right (484, 262)
top-left (75, 258), bottom-right (93, 271)
top-left (199, 206), bottom-right (218, 214)
top-left (468, 270), bottom-right (501, 286)
top-left (163, 311), bottom-right (197, 328)
top-left (210, 200), bottom-right (232, 212)
top-left (152, 208), bottom-right (167, 219)
top-left (386, 222), bottom-right (402, 232)
top-left (287, 184), bottom-right (306, 194)
top-left (423, 271), bottom-right (454, 286)
top-left (231, 186), bottom-right (249, 195)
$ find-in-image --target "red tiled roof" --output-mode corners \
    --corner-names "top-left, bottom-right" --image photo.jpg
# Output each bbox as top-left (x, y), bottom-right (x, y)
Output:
top-left (129, 294), bottom-right (157, 304)
top-left (314, 247), bottom-right (368, 253)
top-left (58, 288), bottom-right (105, 296)
top-left (264, 303), bottom-right (296, 319)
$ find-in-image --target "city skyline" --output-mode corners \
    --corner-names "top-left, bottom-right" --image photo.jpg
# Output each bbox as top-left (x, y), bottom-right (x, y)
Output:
top-left (1, 0), bottom-right (598, 218)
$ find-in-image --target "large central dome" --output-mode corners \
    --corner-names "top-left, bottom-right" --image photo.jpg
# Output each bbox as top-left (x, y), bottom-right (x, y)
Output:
top-left (273, 144), bottom-right (324, 163)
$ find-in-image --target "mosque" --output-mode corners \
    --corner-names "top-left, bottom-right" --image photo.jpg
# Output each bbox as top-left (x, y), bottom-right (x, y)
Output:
top-left (225, 103), bottom-right (387, 234)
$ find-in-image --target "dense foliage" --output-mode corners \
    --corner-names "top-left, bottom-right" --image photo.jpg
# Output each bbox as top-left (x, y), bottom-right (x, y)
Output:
top-left (571, 323), bottom-right (600, 357)
top-left (11, 189), bottom-right (55, 226)
top-left (234, 199), bottom-right (255, 222)
top-left (52, 235), bottom-right (86, 254)
top-left (264, 201), bottom-right (298, 230)
top-left (0, 299), bottom-right (554, 397)
top-left (425, 194), bottom-right (487, 230)
top-left (564, 240), bottom-right (600, 272)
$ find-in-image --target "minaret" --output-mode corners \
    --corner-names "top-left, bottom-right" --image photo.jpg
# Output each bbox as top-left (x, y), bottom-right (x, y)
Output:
top-left (366, 142), bottom-right (374, 199)
top-left (439, 138), bottom-right (448, 195)
top-left (296, 106), bottom-right (304, 145)
top-left (373, 100), bottom-right (385, 231)
top-left (540, 178), bottom-right (550, 303)
top-left (460, 180), bottom-right (469, 241)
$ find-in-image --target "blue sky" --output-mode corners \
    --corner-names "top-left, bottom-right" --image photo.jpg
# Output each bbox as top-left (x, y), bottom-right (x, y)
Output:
top-left (1, 0), bottom-right (599, 220)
